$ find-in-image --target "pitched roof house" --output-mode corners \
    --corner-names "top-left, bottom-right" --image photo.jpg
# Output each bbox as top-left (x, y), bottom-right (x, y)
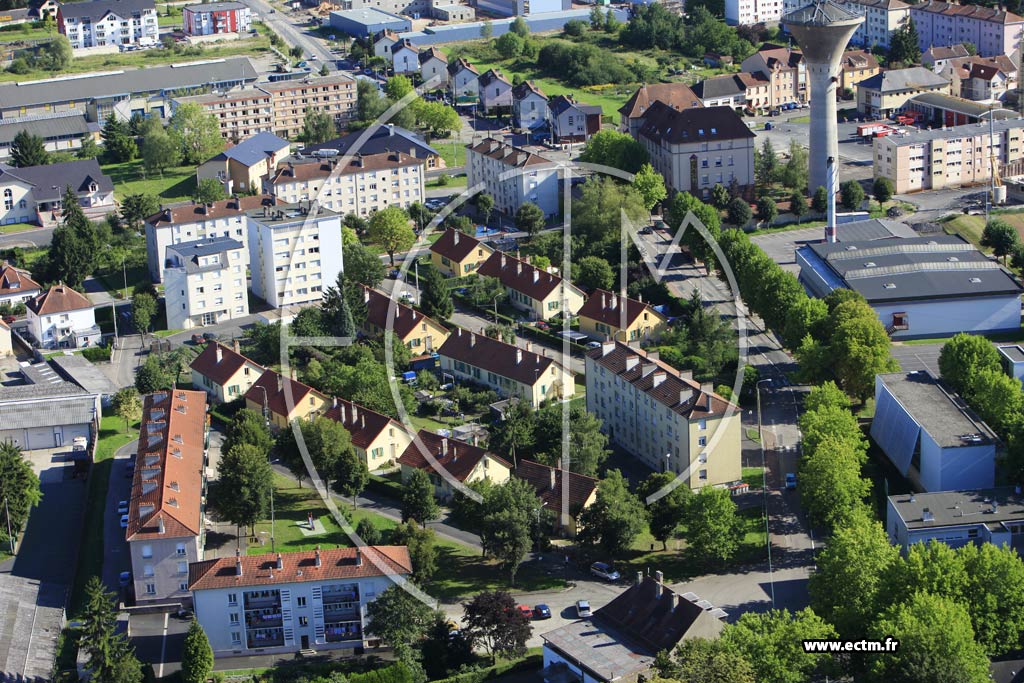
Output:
top-left (547, 94), bottom-right (602, 145)
top-left (478, 69), bottom-right (513, 114)
top-left (323, 396), bottom-right (413, 469)
top-left (477, 251), bottom-right (585, 321)
top-left (618, 82), bottom-right (703, 136)
top-left (428, 228), bottom-right (494, 277)
top-left (577, 289), bottom-right (668, 343)
top-left (0, 262), bottom-right (41, 306)
top-left (26, 283), bottom-right (99, 349)
top-left (189, 341), bottom-right (265, 404)
top-left (398, 430), bottom-right (512, 500)
top-left (515, 459), bottom-right (597, 534)
top-left (243, 370), bottom-right (327, 429)
top-left (358, 285), bottom-right (449, 353)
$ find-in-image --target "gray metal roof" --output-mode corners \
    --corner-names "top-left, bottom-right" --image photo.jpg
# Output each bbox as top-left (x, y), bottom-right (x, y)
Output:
top-left (835, 218), bottom-right (918, 241)
top-left (167, 236), bottom-right (242, 274)
top-left (878, 370), bottom-right (996, 448)
top-left (0, 159), bottom-right (113, 202)
top-left (882, 113), bottom-right (1024, 147)
top-left (889, 487), bottom-right (1024, 530)
top-left (541, 619), bottom-right (653, 681)
top-left (0, 113), bottom-right (92, 146)
top-left (330, 7), bottom-right (408, 23)
top-left (856, 66), bottom-right (949, 94)
top-left (183, 1), bottom-right (247, 10)
top-left (910, 92), bottom-right (1020, 119)
top-left (999, 344), bottom-right (1024, 363)
top-left (784, 0), bottom-right (862, 24)
top-left (0, 393), bottom-right (97, 429)
top-left (49, 354), bottom-right (120, 396)
top-left (694, 75), bottom-right (747, 100)
top-left (802, 235), bottom-right (1023, 302)
top-left (0, 57), bottom-right (258, 110)
top-left (58, 0), bottom-right (154, 19)
top-left (222, 131), bottom-right (290, 167)
top-left (299, 124), bottom-right (439, 160)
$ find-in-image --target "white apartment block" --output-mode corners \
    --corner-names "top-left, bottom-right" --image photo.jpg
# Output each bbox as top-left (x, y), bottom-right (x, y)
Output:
top-left (247, 203), bottom-right (344, 308)
top-left (837, 0), bottom-right (910, 51)
top-left (726, 0), bottom-right (784, 26)
top-left (911, 0), bottom-right (1024, 58)
top-left (163, 237), bottom-right (249, 330)
top-left (466, 137), bottom-right (559, 218)
top-left (145, 195), bottom-right (267, 284)
top-left (58, 0), bottom-right (159, 51)
top-left (265, 154), bottom-right (425, 217)
top-left (189, 546), bottom-right (412, 657)
top-left (585, 341), bottom-right (742, 489)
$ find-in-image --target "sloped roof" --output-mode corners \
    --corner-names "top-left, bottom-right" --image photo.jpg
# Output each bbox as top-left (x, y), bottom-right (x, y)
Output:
top-left (466, 137), bottom-right (557, 169)
top-left (419, 46), bottom-right (447, 65)
top-left (913, 0), bottom-right (1023, 23)
top-left (268, 151), bottom-right (423, 185)
top-left (448, 57), bottom-right (478, 76)
top-left (856, 66), bottom-right (949, 93)
top-left (515, 459), bottom-right (596, 514)
top-left (0, 263), bottom-right (41, 298)
top-left (478, 68), bottom-right (511, 88)
top-left (429, 227), bottom-right (493, 264)
top-left (0, 158), bottom-right (113, 202)
top-left (619, 82), bottom-right (703, 118)
top-left (548, 94), bottom-right (601, 118)
top-left (637, 101), bottom-right (755, 145)
top-left (189, 546), bottom-right (412, 590)
top-left (299, 124), bottom-right (439, 162)
top-left (0, 113), bottom-right (92, 147)
top-left (59, 0), bottom-right (154, 20)
top-left (924, 44), bottom-right (970, 62)
top-left (359, 284), bottom-right (447, 341)
top-left (27, 284), bottom-right (93, 315)
top-left (438, 327), bottom-right (568, 386)
top-left (219, 131), bottom-right (290, 168)
top-left (398, 429), bottom-right (510, 483)
top-left (189, 341), bottom-right (264, 388)
top-left (577, 289), bottom-right (666, 332)
top-left (323, 396), bottom-right (404, 450)
top-left (145, 194), bottom-right (271, 228)
top-left (512, 80), bottom-right (547, 101)
top-left (243, 369), bottom-right (326, 418)
top-left (842, 49), bottom-right (880, 71)
top-left (692, 74), bottom-right (748, 100)
top-left (477, 250), bottom-right (579, 302)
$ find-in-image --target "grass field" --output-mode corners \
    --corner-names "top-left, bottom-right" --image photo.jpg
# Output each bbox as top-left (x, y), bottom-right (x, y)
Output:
top-left (437, 141), bottom-right (467, 169)
top-left (427, 174), bottom-right (468, 189)
top-left (0, 222), bottom-right (38, 235)
top-left (0, 21), bottom-right (51, 44)
top-left (102, 160), bottom-right (198, 202)
top-left (941, 211), bottom-right (1024, 249)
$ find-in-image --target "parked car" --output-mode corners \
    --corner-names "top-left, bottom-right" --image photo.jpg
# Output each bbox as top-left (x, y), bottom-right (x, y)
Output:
top-left (117, 500), bottom-right (129, 515)
top-left (590, 562), bottom-right (620, 582)
top-left (575, 599), bottom-right (592, 618)
top-left (202, 332), bottom-right (218, 341)
top-left (1, 315), bottom-right (15, 324)
top-left (534, 604), bottom-right (552, 619)
top-left (586, 341), bottom-right (602, 350)
top-left (191, 334), bottom-right (205, 345)
top-left (785, 472), bottom-right (797, 490)
top-left (119, 514), bottom-right (129, 528)
top-left (118, 571), bottom-right (131, 587)
top-left (516, 604), bottom-right (533, 619)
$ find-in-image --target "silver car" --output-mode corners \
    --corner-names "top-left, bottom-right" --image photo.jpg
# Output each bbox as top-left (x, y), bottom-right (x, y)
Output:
top-left (575, 600), bottom-right (592, 618)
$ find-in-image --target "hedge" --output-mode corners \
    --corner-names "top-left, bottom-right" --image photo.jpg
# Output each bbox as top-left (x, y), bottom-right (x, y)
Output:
top-left (81, 345), bottom-right (112, 362)
top-left (366, 473), bottom-right (404, 501)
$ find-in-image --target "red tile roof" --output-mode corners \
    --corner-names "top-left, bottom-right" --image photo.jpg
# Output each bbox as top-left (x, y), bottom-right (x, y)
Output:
top-left (243, 370), bottom-right (326, 419)
top-left (429, 228), bottom-right (493, 264)
top-left (577, 289), bottom-right (666, 333)
top-left (438, 328), bottom-right (568, 386)
top-left (360, 285), bottom-right (447, 341)
top-left (466, 138), bottom-right (557, 170)
top-left (914, 0), bottom-right (1023, 23)
top-left (145, 195), bottom-right (271, 228)
top-left (515, 459), bottom-right (597, 515)
top-left (268, 152), bottom-right (423, 186)
top-left (189, 546), bottom-right (412, 590)
top-left (477, 250), bottom-right (581, 302)
top-left (618, 82), bottom-right (703, 118)
top-left (28, 284), bottom-right (93, 316)
top-left (0, 263), bottom-right (41, 298)
top-left (398, 430), bottom-right (510, 483)
top-left (189, 342), bottom-right (264, 388)
top-left (323, 396), bottom-right (405, 450)
top-left (127, 390), bottom-right (208, 542)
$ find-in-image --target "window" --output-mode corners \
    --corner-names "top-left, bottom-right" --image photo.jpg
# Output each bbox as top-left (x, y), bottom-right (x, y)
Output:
top-left (299, 616), bottom-right (309, 627)
top-left (141, 545), bottom-right (153, 558)
top-left (145, 583), bottom-right (156, 595)
top-left (231, 631), bottom-right (241, 645)
top-left (698, 418), bottom-right (707, 430)
top-left (179, 582), bottom-right (188, 592)
top-left (143, 565), bottom-right (154, 577)
top-left (296, 596), bottom-right (307, 607)
top-left (230, 613), bottom-right (240, 625)
top-left (175, 542), bottom-right (186, 556)
top-left (177, 561), bottom-right (188, 574)
top-left (228, 593), bottom-right (238, 606)
top-left (698, 436), bottom-right (707, 447)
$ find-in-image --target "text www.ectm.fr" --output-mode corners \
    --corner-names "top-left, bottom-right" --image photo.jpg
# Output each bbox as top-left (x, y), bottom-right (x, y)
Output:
top-left (803, 639), bottom-right (900, 653)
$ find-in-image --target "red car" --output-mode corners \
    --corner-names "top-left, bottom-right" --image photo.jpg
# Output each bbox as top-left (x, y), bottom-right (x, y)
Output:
top-left (516, 604), bottom-right (533, 619)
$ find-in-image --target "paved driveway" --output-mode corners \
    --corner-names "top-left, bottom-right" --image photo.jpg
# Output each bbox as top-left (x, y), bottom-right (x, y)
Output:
top-left (102, 441), bottom-right (137, 597)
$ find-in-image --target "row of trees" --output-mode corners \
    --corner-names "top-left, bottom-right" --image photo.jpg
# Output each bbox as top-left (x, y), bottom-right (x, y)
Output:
top-left (100, 103), bottom-right (223, 168)
top-left (619, 4), bottom-right (756, 62)
top-left (352, 75), bottom-right (461, 140)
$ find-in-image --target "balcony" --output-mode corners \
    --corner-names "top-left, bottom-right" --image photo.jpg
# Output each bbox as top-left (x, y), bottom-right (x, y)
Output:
top-left (246, 627), bottom-right (284, 649)
top-left (324, 621), bottom-right (361, 643)
top-left (245, 610), bottom-right (282, 629)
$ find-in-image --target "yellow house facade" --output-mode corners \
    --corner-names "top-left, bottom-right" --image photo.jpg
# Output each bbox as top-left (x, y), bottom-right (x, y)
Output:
top-left (398, 431), bottom-right (512, 501)
top-left (244, 370), bottom-right (327, 429)
top-left (429, 228), bottom-right (494, 277)
top-left (324, 396), bottom-right (414, 469)
top-left (477, 251), bottom-right (585, 321)
top-left (577, 290), bottom-right (669, 343)
top-left (360, 285), bottom-right (450, 353)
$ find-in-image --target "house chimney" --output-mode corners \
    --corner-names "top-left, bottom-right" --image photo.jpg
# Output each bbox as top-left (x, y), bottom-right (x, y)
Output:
top-left (610, 294), bottom-right (618, 310)
top-left (549, 467), bottom-right (556, 491)
top-left (233, 338), bottom-right (240, 354)
top-left (635, 571), bottom-right (643, 586)
top-left (235, 549), bottom-right (243, 576)
top-left (533, 270), bottom-right (539, 283)
top-left (679, 370), bottom-right (694, 382)
top-left (470, 333), bottom-right (476, 347)
top-left (652, 371), bottom-right (666, 387)
top-left (315, 545), bottom-right (322, 567)
top-left (454, 231), bottom-right (459, 245)
top-left (215, 345), bottom-right (223, 364)
top-left (276, 553), bottom-right (284, 570)
top-left (655, 570), bottom-right (664, 597)
top-left (501, 254), bottom-right (507, 269)
top-left (355, 547), bottom-right (362, 566)
top-left (158, 516), bottom-right (165, 534)
top-left (680, 389), bottom-right (695, 405)
top-left (442, 437), bottom-right (449, 456)
top-left (625, 355), bottom-right (639, 371)
top-left (516, 348), bottom-right (523, 364)
top-left (332, 396), bottom-right (338, 409)
top-left (670, 592), bottom-right (679, 611)
top-left (516, 261), bottom-right (522, 275)
top-left (601, 340), bottom-right (615, 356)
top-left (290, 366), bottom-right (297, 381)
top-left (601, 292), bottom-right (607, 309)
top-left (352, 404), bottom-right (359, 423)
top-left (363, 287), bottom-right (370, 303)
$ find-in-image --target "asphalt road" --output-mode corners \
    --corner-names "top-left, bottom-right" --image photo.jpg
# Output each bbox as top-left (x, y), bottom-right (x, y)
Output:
top-left (890, 342), bottom-right (944, 375)
top-left (0, 225), bottom-right (54, 250)
top-left (243, 0), bottom-right (335, 66)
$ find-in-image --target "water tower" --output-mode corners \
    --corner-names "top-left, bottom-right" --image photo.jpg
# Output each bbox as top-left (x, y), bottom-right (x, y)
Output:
top-left (783, 1), bottom-right (863, 241)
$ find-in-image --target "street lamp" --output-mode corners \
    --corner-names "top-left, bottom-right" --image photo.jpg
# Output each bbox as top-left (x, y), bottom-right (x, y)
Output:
top-left (755, 377), bottom-right (775, 609)
top-left (978, 107), bottom-right (1016, 225)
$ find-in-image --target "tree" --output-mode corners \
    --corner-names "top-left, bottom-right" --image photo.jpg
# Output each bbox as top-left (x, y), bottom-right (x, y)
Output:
top-left (511, 16), bottom-right (529, 36)
top-left (829, 299), bottom-right (898, 401)
top-left (10, 129), bottom-right (49, 167)
top-left (142, 127), bottom-right (181, 175)
top-left (489, 400), bottom-right (535, 467)
top-left (959, 542), bottom-right (1024, 656)
top-left (242, 321), bottom-right (283, 366)
top-left (108, 652), bottom-right (144, 683)
top-left (134, 353), bottom-right (175, 393)
top-left (839, 179), bottom-right (865, 211)
top-left (365, 584), bottom-right (434, 649)
top-left (890, 16), bottom-right (922, 66)
top-left (223, 408), bottom-right (273, 456)
top-left (356, 78), bottom-right (388, 124)
top-left (573, 255), bottom-right (614, 291)
top-left (812, 185), bottom-right (828, 214)
top-left (167, 102), bottom-right (224, 165)
top-left (868, 592), bottom-right (989, 683)
top-left (873, 176), bottom-right (894, 204)
top-left (684, 485), bottom-right (740, 565)
top-left (809, 507), bottom-right (898, 638)
top-left (654, 638), bottom-right (756, 683)
top-left (465, 275), bottom-right (507, 309)
top-left (290, 45), bottom-right (304, 59)
top-left (102, 115), bottom-right (137, 163)
top-left (333, 447), bottom-right (369, 508)
top-left (416, 101), bottom-right (461, 138)
top-left (981, 218), bottom-right (1019, 264)
top-left (534, 403), bottom-right (609, 476)
top-left (788, 190), bottom-right (807, 224)
top-left (112, 388), bottom-right (142, 433)
top-left (707, 183), bottom-right (729, 209)
top-left (780, 140), bottom-right (808, 190)
top-left (420, 264), bottom-right (453, 321)
top-left (938, 333), bottom-right (1002, 395)
top-left (81, 577), bottom-right (131, 682)
top-left (48, 186), bottom-right (98, 288)
top-left (480, 19), bottom-right (493, 38)
top-left (401, 469), bottom-right (439, 526)
top-left (495, 31), bottom-right (524, 59)
top-left (756, 196), bottom-right (777, 227)
top-left (965, 367), bottom-right (1023, 434)
top-left (43, 34), bottom-right (72, 70)
top-left (302, 108), bottom-right (336, 144)
top-left (721, 609), bottom-right (837, 683)
top-left (639, 471), bottom-right (689, 550)
top-left (299, 416), bottom-right (352, 491)
top-left (421, 615), bottom-right (474, 680)
top-left (799, 436), bottom-right (870, 531)
top-left (214, 443), bottom-right (273, 536)
top-left (0, 443), bottom-right (41, 549)
top-left (391, 521), bottom-right (438, 583)
top-left (343, 239), bottom-right (386, 287)
top-left (478, 479), bottom-right (539, 584)
top-left (476, 193), bottom-right (495, 225)
top-left (193, 177), bottom-right (227, 205)
top-left (755, 138), bottom-right (777, 186)
top-left (120, 194), bottom-right (159, 232)
top-left (180, 622), bottom-right (213, 683)
top-left (633, 163), bottom-right (667, 210)
top-left (356, 517), bottom-right (381, 545)
top-left (577, 469), bottom-right (646, 557)
top-left (131, 291), bottom-right (157, 338)
top-left (76, 135), bottom-right (101, 160)
top-left (726, 196), bottom-right (752, 227)
top-left (515, 202), bottom-right (545, 237)
top-left (369, 206), bottom-right (415, 266)
top-left (291, 306), bottom-right (326, 337)
top-left (463, 591), bottom-right (532, 663)
top-left (578, 129), bottom-right (649, 173)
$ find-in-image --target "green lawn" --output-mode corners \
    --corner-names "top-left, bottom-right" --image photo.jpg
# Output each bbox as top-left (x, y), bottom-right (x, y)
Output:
top-left (942, 210), bottom-right (1024, 251)
top-left (437, 141), bottom-right (467, 169)
top-left (428, 174), bottom-right (468, 189)
top-left (742, 466), bottom-right (764, 490)
top-left (102, 160), bottom-right (198, 202)
top-left (0, 222), bottom-right (38, 235)
top-left (0, 21), bottom-right (51, 44)
top-left (94, 261), bottom-right (151, 299)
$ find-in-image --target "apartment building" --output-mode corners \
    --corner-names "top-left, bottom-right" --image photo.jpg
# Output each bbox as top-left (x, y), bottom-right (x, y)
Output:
top-left (189, 341), bottom-right (264, 404)
top-left (358, 285), bottom-right (449, 353)
top-left (58, 0), bottom-right (158, 51)
top-left (585, 341), bottom-right (741, 487)
top-left (886, 488), bottom-right (1024, 553)
top-left (244, 370), bottom-right (327, 429)
top-left (429, 228), bottom-right (494, 277)
top-left (839, 0), bottom-right (910, 51)
top-left (196, 132), bottom-right (291, 196)
top-left (323, 397), bottom-right (413, 469)
top-left (635, 102), bottom-right (756, 199)
top-left (189, 546), bottom-right (411, 656)
top-left (265, 153), bottom-right (425, 216)
top-left (739, 44), bottom-right (806, 108)
top-left (398, 431), bottom-right (512, 501)
top-left (246, 203), bottom-right (344, 308)
top-left (618, 83), bottom-right (703, 137)
top-left (127, 389), bottom-right (209, 603)
top-left (874, 118), bottom-right (1024, 192)
top-left (466, 138), bottom-right (559, 217)
top-left (26, 284), bottom-right (100, 350)
top-left (144, 195), bottom-right (267, 283)
top-left (725, 0), bottom-right (784, 26)
top-left (910, 0), bottom-right (1024, 58)
top-left (476, 251), bottom-right (585, 321)
top-left (938, 54), bottom-right (1017, 102)
top-left (182, 1), bottom-right (251, 36)
top-left (175, 73), bottom-right (357, 142)
top-left (840, 49), bottom-right (882, 93)
top-left (437, 328), bottom-right (575, 407)
top-left (163, 237), bottom-right (249, 331)
top-left (300, 125), bottom-right (444, 172)
top-left (577, 290), bottom-right (668, 343)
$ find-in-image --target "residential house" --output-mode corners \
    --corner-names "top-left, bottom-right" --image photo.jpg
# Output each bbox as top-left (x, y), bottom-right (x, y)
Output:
top-left (871, 371), bottom-right (997, 492)
top-left (839, 0), bottom-right (911, 51)
top-left (0, 262), bottom-right (41, 307)
top-left (26, 284), bottom-right (100, 350)
top-left (265, 153), bottom-right (425, 216)
top-left (479, 69), bottom-right (513, 115)
top-left (541, 572), bottom-right (726, 683)
top-left (515, 459), bottom-right (597, 535)
top-left (372, 29), bottom-right (400, 59)
top-left (398, 431), bottom-right (512, 501)
top-left (477, 251), bottom-right (585, 321)
top-left (246, 203), bottom-right (344, 309)
top-left (691, 74), bottom-right (764, 110)
top-left (189, 546), bottom-right (411, 656)
top-left (635, 102), bottom-right (756, 199)
top-left (244, 370), bottom-right (327, 429)
top-left (465, 138), bottom-right (559, 217)
top-left (938, 54), bottom-right (1017, 101)
top-left (840, 49), bottom-right (882, 93)
top-left (448, 58), bottom-right (480, 105)
top-left (577, 289), bottom-right (667, 343)
top-left (547, 95), bottom-right (601, 145)
top-left (144, 195), bottom-right (267, 284)
top-left (511, 81), bottom-right (549, 131)
top-left (437, 328), bottom-right (575, 407)
top-left (855, 66), bottom-right (952, 117)
top-left (0, 159), bottom-right (114, 226)
top-left (196, 132), bottom-right (291, 195)
top-left (419, 47), bottom-right (448, 88)
top-left (0, 362), bottom-right (101, 450)
top-left (922, 43), bottom-right (971, 70)
top-left (618, 82), bottom-right (703, 137)
top-left (300, 124), bottom-right (444, 172)
top-left (58, 0), bottom-right (159, 51)
top-left (429, 227), bottom-right (494, 277)
top-left (182, 1), bottom-right (251, 35)
top-left (585, 341), bottom-right (741, 486)
top-left (739, 43), bottom-right (806, 108)
top-left (127, 389), bottom-right (208, 603)
top-left (358, 285), bottom-right (450, 353)
top-left (910, 0), bottom-right (1024, 57)
top-left (189, 341), bottom-right (264, 404)
top-left (163, 238), bottom-right (249, 331)
top-left (323, 397), bottom-right (412, 469)
top-left (390, 39), bottom-right (419, 75)
top-left (886, 487), bottom-right (1024, 553)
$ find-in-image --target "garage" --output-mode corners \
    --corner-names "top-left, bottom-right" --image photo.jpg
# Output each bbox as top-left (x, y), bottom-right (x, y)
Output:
top-left (0, 391), bottom-right (99, 453)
